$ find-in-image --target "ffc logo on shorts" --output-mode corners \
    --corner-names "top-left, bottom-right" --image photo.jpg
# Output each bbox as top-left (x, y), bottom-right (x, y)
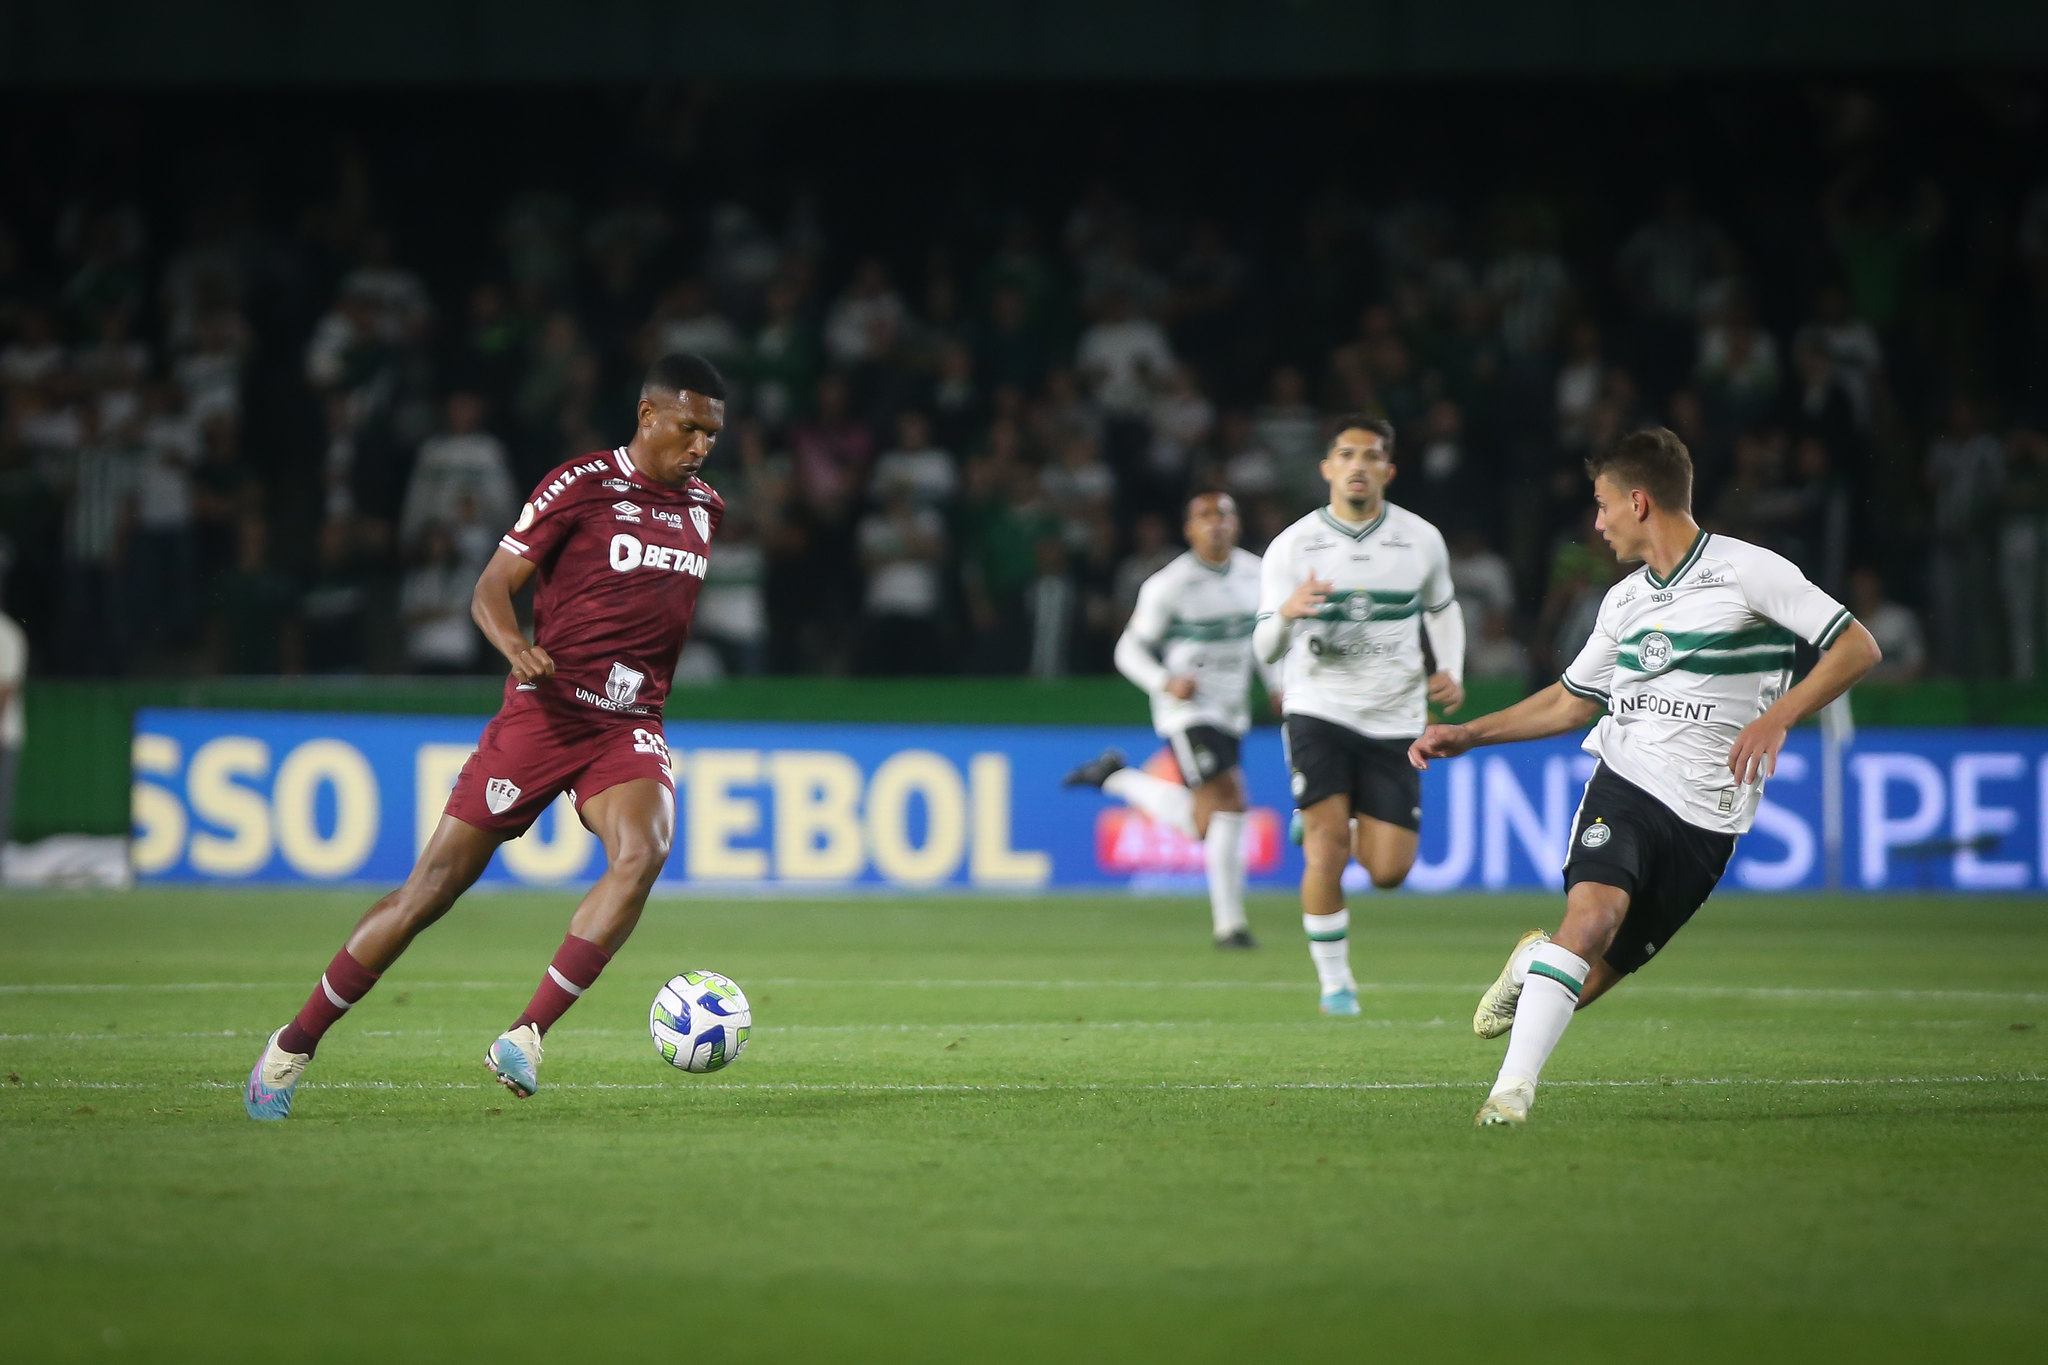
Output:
top-left (485, 778), bottom-right (522, 815)
top-left (1580, 821), bottom-right (1612, 849)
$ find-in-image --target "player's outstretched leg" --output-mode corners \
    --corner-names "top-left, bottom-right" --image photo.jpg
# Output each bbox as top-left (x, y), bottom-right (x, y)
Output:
top-left (1477, 883), bottom-right (1627, 1126)
top-left (245, 817), bottom-right (504, 1120)
top-left (1099, 763), bottom-right (1198, 839)
top-left (487, 778), bottom-right (673, 1098)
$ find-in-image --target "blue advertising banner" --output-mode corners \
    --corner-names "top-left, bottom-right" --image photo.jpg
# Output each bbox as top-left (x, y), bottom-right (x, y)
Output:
top-left (131, 709), bottom-right (2048, 893)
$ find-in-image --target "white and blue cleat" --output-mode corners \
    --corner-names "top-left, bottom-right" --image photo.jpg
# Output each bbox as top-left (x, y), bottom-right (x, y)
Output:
top-left (243, 1028), bottom-right (310, 1121)
top-left (1320, 987), bottom-right (1362, 1017)
top-left (485, 1023), bottom-right (544, 1098)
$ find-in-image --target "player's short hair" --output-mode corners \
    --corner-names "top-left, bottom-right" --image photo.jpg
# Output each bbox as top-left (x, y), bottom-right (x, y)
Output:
top-left (1323, 413), bottom-right (1395, 456)
top-left (642, 353), bottom-right (728, 404)
top-left (1587, 427), bottom-right (1694, 514)
top-left (1185, 489), bottom-right (1236, 516)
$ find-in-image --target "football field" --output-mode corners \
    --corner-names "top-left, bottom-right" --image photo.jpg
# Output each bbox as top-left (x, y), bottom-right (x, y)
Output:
top-left (3, 888), bottom-right (2043, 1363)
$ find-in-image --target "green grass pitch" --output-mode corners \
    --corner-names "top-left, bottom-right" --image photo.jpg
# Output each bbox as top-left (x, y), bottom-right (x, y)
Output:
top-left (3, 888), bottom-right (2044, 1363)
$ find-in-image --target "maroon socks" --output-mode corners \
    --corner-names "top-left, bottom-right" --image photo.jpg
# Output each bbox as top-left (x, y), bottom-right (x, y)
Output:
top-left (513, 935), bottom-right (614, 1036)
top-left (277, 949), bottom-right (380, 1057)
top-left (274, 935), bottom-right (610, 1058)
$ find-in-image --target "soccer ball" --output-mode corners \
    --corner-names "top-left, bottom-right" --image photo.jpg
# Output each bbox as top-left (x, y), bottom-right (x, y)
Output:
top-left (649, 970), bottom-right (751, 1073)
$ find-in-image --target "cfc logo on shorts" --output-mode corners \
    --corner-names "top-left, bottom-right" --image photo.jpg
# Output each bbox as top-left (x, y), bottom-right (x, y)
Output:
top-left (1580, 820), bottom-right (1612, 849)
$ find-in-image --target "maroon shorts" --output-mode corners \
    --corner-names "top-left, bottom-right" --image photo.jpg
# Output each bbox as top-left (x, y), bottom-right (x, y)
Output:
top-left (445, 686), bottom-right (675, 836)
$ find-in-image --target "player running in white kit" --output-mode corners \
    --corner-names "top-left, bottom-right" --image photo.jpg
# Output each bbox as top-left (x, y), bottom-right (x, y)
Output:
top-left (1409, 427), bottom-right (1880, 1125)
top-left (1066, 493), bottom-right (1273, 947)
top-left (1252, 417), bottom-right (1466, 1015)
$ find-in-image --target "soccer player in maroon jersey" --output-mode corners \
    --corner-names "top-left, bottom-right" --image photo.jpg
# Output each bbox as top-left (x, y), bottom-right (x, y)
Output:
top-left (244, 354), bottom-right (728, 1119)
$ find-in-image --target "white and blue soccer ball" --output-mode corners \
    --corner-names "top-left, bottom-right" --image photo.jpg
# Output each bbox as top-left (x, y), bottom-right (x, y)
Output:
top-left (649, 970), bottom-right (751, 1073)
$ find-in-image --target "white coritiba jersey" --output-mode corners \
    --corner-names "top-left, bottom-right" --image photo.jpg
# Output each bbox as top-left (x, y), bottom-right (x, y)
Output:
top-left (1119, 548), bottom-right (1266, 737)
top-left (1258, 503), bottom-right (1456, 739)
top-left (1563, 531), bottom-right (1854, 835)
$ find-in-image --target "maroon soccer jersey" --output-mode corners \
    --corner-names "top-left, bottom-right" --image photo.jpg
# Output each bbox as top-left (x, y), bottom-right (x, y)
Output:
top-left (498, 447), bottom-right (725, 719)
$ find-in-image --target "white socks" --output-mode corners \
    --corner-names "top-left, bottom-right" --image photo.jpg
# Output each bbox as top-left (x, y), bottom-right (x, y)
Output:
top-left (1492, 942), bottom-right (1589, 1098)
top-left (1304, 909), bottom-right (1354, 994)
top-left (1102, 768), bottom-right (1196, 838)
top-left (1101, 771), bottom-right (1248, 941)
top-left (1204, 812), bottom-right (1247, 937)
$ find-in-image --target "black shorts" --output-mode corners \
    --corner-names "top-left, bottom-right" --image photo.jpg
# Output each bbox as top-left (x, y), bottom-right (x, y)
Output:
top-left (1283, 715), bottom-right (1421, 830)
top-left (1166, 725), bottom-right (1242, 788)
top-left (1564, 764), bottom-right (1737, 975)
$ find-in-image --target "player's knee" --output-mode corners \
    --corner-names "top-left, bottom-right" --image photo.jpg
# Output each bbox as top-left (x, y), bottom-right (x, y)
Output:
top-left (609, 836), bottom-right (671, 891)
top-left (1302, 828), bottom-right (1349, 872)
top-left (1368, 864), bottom-right (1411, 891)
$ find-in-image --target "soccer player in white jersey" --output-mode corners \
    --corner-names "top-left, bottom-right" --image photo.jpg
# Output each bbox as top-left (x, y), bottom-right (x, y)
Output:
top-left (1252, 416), bottom-right (1466, 1015)
top-left (1066, 492), bottom-right (1271, 948)
top-left (1409, 428), bottom-right (1880, 1126)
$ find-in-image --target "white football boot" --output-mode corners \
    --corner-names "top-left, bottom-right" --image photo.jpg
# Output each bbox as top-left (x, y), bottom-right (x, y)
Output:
top-left (485, 1023), bottom-right (544, 1098)
top-left (243, 1028), bottom-right (311, 1121)
top-left (1473, 928), bottom-right (1551, 1039)
top-left (1474, 1078), bottom-right (1535, 1127)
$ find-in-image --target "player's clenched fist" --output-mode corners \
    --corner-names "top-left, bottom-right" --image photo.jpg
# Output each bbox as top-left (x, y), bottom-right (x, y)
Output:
top-left (506, 644), bottom-right (556, 683)
top-left (1426, 670), bottom-right (1465, 714)
top-left (1407, 723), bottom-right (1474, 770)
top-left (1280, 574), bottom-right (1334, 619)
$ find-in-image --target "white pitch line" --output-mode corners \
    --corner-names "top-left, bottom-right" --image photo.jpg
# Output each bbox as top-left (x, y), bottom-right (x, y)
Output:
top-left (0, 1019), bottom-right (1454, 1043)
top-left (11, 1074), bottom-right (2044, 1095)
top-left (6, 978), bottom-right (2046, 1003)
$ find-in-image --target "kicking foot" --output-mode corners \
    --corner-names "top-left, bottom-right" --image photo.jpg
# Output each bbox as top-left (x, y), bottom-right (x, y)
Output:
top-left (1319, 987), bottom-right (1361, 1017)
top-left (243, 1028), bottom-right (310, 1121)
top-left (1214, 928), bottom-right (1258, 950)
top-left (1473, 928), bottom-right (1551, 1038)
top-left (1474, 1079), bottom-right (1535, 1127)
top-left (1062, 749), bottom-right (1126, 789)
top-left (485, 1023), bottom-right (544, 1098)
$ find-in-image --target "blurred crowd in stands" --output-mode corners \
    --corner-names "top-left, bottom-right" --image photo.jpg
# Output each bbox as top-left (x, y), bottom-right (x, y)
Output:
top-left (5, 80), bottom-right (2048, 687)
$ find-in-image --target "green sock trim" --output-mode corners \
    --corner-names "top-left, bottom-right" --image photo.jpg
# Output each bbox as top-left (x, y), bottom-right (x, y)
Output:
top-left (1305, 926), bottom-right (1348, 942)
top-left (1528, 961), bottom-right (1583, 997)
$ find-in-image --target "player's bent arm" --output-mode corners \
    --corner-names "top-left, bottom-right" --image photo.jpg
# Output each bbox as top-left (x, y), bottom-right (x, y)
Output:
top-left (1252, 611), bottom-right (1289, 665)
top-left (1113, 628), bottom-right (1172, 695)
top-left (1420, 599), bottom-right (1465, 684)
top-left (1407, 682), bottom-right (1602, 768)
top-left (1727, 621), bottom-right (1881, 783)
top-left (471, 548), bottom-right (554, 682)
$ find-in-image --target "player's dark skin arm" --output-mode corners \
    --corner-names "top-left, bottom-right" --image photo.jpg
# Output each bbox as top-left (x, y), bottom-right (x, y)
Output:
top-left (472, 549), bottom-right (555, 683)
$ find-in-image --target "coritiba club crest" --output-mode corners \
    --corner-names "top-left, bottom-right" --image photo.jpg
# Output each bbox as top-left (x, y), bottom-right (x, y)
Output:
top-left (1637, 631), bottom-right (1673, 673)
